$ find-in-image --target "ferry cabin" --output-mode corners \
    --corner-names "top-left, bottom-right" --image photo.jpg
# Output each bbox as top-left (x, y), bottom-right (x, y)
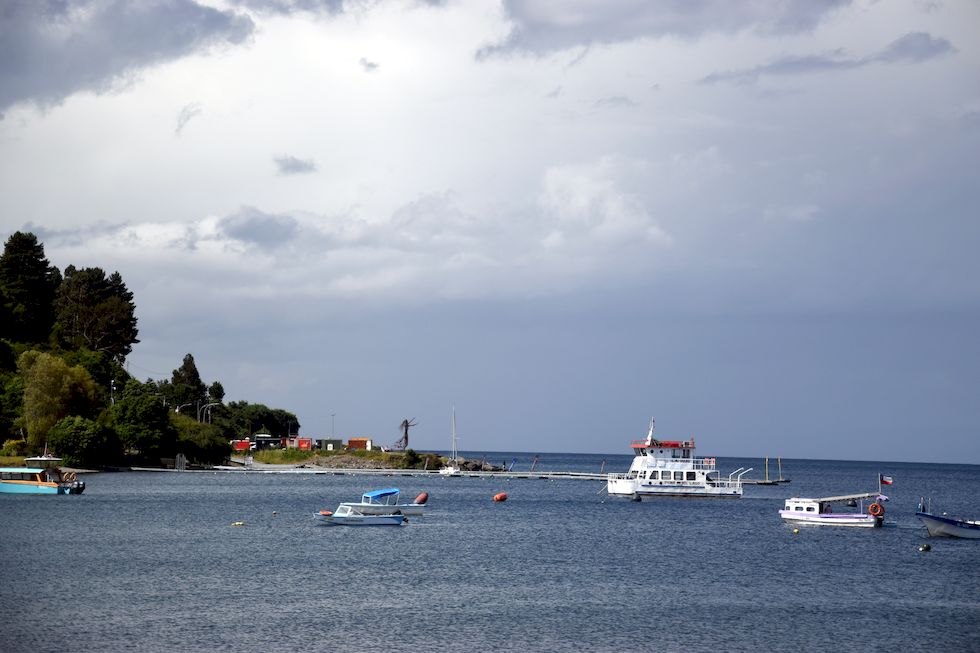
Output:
top-left (0, 467), bottom-right (85, 494)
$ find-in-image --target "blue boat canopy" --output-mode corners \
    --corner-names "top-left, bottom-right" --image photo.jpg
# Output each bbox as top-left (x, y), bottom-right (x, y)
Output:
top-left (362, 488), bottom-right (400, 500)
top-left (0, 467), bottom-right (44, 473)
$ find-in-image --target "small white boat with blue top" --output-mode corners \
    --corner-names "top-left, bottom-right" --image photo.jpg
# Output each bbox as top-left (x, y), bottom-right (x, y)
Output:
top-left (314, 504), bottom-right (406, 526)
top-left (339, 488), bottom-right (427, 516)
top-left (780, 476), bottom-right (892, 528)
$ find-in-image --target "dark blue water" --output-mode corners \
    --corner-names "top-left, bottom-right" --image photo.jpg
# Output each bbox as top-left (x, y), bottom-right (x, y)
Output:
top-left (2, 455), bottom-right (978, 652)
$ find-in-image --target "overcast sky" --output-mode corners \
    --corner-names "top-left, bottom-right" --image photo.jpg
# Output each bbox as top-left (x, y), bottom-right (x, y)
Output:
top-left (2, 0), bottom-right (978, 464)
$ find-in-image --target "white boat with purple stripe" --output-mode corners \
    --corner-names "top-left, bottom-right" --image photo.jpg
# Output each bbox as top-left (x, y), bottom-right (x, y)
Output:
top-left (779, 477), bottom-right (893, 528)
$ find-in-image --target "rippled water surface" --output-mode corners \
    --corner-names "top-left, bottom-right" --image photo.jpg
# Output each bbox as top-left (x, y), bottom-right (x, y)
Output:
top-left (2, 455), bottom-right (978, 652)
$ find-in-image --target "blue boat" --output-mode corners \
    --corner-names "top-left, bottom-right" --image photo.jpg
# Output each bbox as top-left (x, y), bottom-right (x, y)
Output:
top-left (0, 466), bottom-right (86, 495)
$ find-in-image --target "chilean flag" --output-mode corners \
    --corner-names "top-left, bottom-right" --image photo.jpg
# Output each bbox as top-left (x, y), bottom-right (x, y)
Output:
top-left (880, 474), bottom-right (894, 485)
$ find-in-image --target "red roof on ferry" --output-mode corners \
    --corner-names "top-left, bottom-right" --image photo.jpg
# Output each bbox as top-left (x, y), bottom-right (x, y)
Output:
top-left (631, 440), bottom-right (692, 449)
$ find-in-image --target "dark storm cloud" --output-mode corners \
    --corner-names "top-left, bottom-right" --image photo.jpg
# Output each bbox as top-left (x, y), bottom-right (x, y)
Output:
top-left (219, 207), bottom-right (299, 246)
top-left (479, 0), bottom-right (850, 57)
top-left (0, 0), bottom-right (254, 116)
top-left (274, 155), bottom-right (317, 175)
top-left (701, 31), bottom-right (955, 85)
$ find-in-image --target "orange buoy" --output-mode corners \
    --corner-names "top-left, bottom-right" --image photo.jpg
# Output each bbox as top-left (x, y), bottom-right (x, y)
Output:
top-left (868, 502), bottom-right (884, 517)
top-left (415, 492), bottom-right (429, 505)
top-left (493, 492), bottom-right (508, 502)
top-left (319, 510), bottom-right (333, 516)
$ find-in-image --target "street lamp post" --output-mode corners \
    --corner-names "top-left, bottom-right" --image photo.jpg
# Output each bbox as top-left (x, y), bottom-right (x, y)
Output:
top-left (198, 402), bottom-right (220, 423)
top-left (331, 414), bottom-right (335, 439)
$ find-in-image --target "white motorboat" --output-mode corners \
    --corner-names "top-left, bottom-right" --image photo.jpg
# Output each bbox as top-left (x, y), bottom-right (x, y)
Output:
top-left (916, 499), bottom-right (980, 538)
top-left (314, 504), bottom-right (405, 526)
top-left (439, 406), bottom-right (461, 476)
top-left (606, 418), bottom-right (747, 499)
top-left (339, 488), bottom-right (427, 516)
top-left (780, 491), bottom-right (887, 528)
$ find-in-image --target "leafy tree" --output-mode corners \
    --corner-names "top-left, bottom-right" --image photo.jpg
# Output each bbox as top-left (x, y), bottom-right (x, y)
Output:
top-left (218, 400), bottom-right (298, 438)
top-left (18, 350), bottom-right (99, 449)
top-left (172, 412), bottom-right (230, 465)
top-left (47, 416), bottom-right (117, 468)
top-left (54, 266), bottom-right (139, 363)
top-left (111, 379), bottom-right (174, 461)
top-left (207, 380), bottom-right (225, 403)
top-left (0, 231), bottom-right (62, 343)
top-left (0, 372), bottom-right (25, 441)
top-left (169, 353), bottom-right (207, 412)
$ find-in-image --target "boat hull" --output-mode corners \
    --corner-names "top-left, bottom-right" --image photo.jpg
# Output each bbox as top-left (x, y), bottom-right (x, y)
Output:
top-left (779, 511), bottom-right (880, 527)
top-left (0, 481), bottom-right (85, 495)
top-left (917, 512), bottom-right (980, 539)
top-left (608, 478), bottom-right (741, 499)
top-left (338, 502), bottom-right (424, 516)
top-left (314, 512), bottom-right (405, 526)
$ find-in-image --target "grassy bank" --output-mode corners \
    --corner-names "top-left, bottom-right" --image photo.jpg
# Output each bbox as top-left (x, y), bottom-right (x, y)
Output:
top-left (251, 448), bottom-right (445, 470)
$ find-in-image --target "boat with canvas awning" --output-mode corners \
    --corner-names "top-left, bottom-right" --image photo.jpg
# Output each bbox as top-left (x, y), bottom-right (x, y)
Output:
top-left (339, 488), bottom-right (427, 516)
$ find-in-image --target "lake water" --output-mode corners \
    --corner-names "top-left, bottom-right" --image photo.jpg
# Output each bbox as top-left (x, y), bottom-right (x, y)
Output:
top-left (2, 454), bottom-right (978, 652)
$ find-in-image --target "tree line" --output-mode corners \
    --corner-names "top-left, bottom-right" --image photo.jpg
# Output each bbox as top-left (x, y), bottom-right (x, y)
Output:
top-left (0, 231), bottom-right (299, 467)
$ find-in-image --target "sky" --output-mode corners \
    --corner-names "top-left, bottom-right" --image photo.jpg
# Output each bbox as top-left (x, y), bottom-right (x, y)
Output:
top-left (1, 0), bottom-right (978, 464)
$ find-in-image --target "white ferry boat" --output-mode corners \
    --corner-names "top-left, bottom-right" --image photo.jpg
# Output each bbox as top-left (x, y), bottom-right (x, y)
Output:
top-left (606, 418), bottom-right (746, 499)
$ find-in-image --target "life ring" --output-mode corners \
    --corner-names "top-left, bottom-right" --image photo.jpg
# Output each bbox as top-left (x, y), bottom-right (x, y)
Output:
top-left (868, 502), bottom-right (884, 517)
top-left (62, 471), bottom-right (77, 483)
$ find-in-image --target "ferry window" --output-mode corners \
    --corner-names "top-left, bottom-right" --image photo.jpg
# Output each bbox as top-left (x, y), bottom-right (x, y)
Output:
top-left (686, 472), bottom-right (696, 480)
top-left (674, 471), bottom-right (684, 481)
top-left (672, 449), bottom-right (682, 458)
top-left (806, 506), bottom-right (815, 512)
top-left (794, 506), bottom-right (803, 511)
top-left (683, 449), bottom-right (691, 458)
top-left (649, 471), bottom-right (658, 480)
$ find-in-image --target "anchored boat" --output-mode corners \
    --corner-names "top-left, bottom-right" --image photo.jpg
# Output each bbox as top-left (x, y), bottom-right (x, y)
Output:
top-left (916, 499), bottom-right (980, 538)
top-left (606, 418), bottom-right (747, 499)
top-left (0, 465), bottom-right (85, 495)
top-left (314, 504), bottom-right (406, 526)
top-left (339, 488), bottom-right (427, 516)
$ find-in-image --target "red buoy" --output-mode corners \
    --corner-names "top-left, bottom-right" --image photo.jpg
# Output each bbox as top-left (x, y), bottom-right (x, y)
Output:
top-left (415, 492), bottom-right (429, 505)
top-left (493, 492), bottom-right (508, 502)
top-left (319, 510), bottom-right (333, 516)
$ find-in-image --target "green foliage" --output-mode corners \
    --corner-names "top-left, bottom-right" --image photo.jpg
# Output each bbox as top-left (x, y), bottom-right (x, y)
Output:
top-left (0, 371), bottom-right (24, 440)
top-left (219, 400), bottom-right (299, 438)
top-left (1, 438), bottom-right (29, 456)
top-left (47, 416), bottom-right (117, 468)
top-left (111, 378), bottom-right (175, 460)
top-left (169, 353), bottom-right (207, 410)
top-left (0, 232), bottom-right (62, 344)
top-left (402, 448), bottom-right (421, 468)
top-left (53, 266), bottom-right (139, 363)
top-left (18, 350), bottom-right (99, 448)
top-left (252, 448), bottom-right (316, 464)
top-left (171, 412), bottom-right (230, 465)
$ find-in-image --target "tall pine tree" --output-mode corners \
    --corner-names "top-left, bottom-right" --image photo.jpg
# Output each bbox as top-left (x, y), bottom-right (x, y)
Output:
top-left (0, 232), bottom-right (62, 343)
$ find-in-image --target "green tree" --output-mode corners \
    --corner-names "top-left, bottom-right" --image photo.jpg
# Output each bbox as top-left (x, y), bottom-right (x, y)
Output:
top-left (170, 353), bottom-right (207, 412)
top-left (0, 232), bottom-right (62, 343)
top-left (172, 412), bottom-right (230, 465)
top-left (54, 266), bottom-right (139, 363)
top-left (111, 379), bottom-right (174, 461)
top-left (207, 380), bottom-right (225, 403)
top-left (47, 416), bottom-right (117, 468)
top-left (18, 350), bottom-right (99, 449)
